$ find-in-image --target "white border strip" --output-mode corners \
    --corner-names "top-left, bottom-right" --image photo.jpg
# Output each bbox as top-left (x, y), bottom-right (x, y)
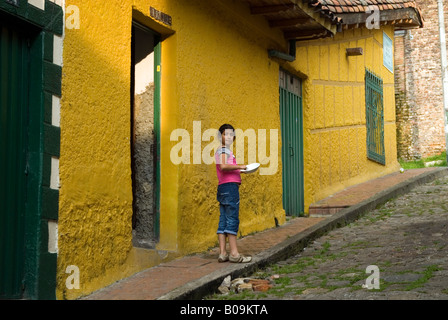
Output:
top-left (28, 0), bottom-right (45, 11)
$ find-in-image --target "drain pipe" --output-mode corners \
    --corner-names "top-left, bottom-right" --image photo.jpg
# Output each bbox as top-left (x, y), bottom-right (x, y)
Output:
top-left (268, 40), bottom-right (296, 62)
top-left (437, 0), bottom-right (448, 163)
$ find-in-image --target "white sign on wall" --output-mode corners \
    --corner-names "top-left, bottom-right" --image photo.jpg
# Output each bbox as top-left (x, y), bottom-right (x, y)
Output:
top-left (383, 32), bottom-right (393, 73)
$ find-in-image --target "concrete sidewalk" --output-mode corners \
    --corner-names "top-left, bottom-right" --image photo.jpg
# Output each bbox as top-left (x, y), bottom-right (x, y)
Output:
top-left (82, 167), bottom-right (448, 300)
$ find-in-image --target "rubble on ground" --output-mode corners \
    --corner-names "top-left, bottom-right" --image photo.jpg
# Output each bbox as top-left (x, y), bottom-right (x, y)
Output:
top-left (217, 275), bottom-right (278, 295)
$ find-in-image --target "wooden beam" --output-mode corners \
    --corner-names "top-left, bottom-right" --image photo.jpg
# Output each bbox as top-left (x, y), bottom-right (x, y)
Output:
top-left (250, 4), bottom-right (295, 15)
top-left (268, 18), bottom-right (312, 28)
top-left (336, 8), bottom-right (421, 27)
top-left (284, 29), bottom-right (329, 39)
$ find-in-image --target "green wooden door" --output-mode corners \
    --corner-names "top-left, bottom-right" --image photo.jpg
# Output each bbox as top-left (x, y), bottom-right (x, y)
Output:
top-left (279, 70), bottom-right (304, 216)
top-left (0, 23), bottom-right (30, 299)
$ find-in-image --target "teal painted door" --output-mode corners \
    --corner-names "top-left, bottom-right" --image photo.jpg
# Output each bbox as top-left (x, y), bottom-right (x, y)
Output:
top-left (0, 23), bottom-right (30, 299)
top-left (279, 70), bottom-right (304, 216)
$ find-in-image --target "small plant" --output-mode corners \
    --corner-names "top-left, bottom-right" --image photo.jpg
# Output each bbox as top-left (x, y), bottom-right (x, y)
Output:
top-left (404, 265), bottom-right (440, 291)
top-left (399, 152), bottom-right (447, 169)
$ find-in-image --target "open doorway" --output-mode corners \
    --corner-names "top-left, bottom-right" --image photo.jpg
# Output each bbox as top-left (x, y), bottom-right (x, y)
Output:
top-left (130, 21), bottom-right (161, 248)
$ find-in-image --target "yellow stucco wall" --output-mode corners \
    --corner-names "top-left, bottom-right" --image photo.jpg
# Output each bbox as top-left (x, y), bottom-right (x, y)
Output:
top-left (58, 0), bottom-right (130, 300)
top-left (58, 0), bottom-right (134, 300)
top-left (57, 0), bottom-right (399, 299)
top-left (57, 0), bottom-right (287, 299)
top-left (289, 26), bottom-right (400, 211)
top-left (171, 0), bottom-right (287, 254)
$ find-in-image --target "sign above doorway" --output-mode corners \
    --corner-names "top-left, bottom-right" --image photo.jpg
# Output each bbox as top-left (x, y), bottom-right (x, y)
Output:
top-left (150, 6), bottom-right (172, 26)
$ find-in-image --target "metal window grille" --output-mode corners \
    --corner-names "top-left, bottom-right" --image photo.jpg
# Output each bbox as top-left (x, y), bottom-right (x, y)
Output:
top-left (365, 69), bottom-right (385, 165)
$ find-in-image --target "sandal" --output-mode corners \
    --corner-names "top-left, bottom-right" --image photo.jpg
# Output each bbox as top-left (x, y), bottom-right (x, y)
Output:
top-left (229, 254), bottom-right (252, 263)
top-left (218, 254), bottom-right (229, 263)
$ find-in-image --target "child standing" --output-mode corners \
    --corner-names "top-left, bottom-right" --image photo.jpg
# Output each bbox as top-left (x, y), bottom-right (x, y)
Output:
top-left (215, 124), bottom-right (252, 263)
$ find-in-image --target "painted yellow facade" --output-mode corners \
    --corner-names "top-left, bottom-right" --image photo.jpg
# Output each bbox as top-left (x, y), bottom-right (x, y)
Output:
top-left (291, 26), bottom-right (400, 210)
top-left (57, 0), bottom-right (399, 299)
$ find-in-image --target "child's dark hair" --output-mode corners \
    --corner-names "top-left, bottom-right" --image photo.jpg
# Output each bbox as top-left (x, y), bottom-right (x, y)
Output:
top-left (218, 124), bottom-right (235, 135)
top-left (218, 124), bottom-right (235, 142)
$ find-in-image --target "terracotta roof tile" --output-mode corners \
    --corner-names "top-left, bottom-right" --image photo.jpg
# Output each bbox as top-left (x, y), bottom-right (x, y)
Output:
top-left (316, 0), bottom-right (420, 14)
top-left (311, 0), bottom-right (423, 27)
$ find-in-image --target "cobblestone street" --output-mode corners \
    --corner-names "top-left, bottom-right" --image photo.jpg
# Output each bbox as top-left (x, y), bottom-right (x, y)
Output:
top-left (211, 175), bottom-right (448, 300)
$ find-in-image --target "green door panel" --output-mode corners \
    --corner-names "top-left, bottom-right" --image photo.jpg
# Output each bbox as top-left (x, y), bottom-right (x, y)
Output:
top-left (279, 70), bottom-right (304, 216)
top-left (0, 23), bottom-right (30, 299)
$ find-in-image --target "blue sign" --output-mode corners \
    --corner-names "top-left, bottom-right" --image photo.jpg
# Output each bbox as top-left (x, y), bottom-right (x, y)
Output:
top-left (383, 32), bottom-right (393, 73)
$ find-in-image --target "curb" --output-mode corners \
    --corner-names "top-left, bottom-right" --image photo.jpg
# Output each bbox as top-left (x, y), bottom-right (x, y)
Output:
top-left (157, 167), bottom-right (448, 300)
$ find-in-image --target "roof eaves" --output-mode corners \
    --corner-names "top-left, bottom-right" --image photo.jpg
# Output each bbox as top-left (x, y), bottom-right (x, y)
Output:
top-left (316, 0), bottom-right (424, 29)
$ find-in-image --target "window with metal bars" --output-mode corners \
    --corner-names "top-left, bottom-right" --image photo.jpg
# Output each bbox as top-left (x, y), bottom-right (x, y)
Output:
top-left (365, 69), bottom-right (385, 165)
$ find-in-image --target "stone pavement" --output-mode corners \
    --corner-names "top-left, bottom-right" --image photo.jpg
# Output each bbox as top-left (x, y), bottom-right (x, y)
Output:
top-left (82, 167), bottom-right (448, 300)
top-left (308, 168), bottom-right (446, 216)
top-left (220, 172), bottom-right (448, 300)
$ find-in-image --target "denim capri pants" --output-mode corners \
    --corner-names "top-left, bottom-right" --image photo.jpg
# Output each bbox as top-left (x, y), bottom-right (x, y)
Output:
top-left (216, 183), bottom-right (240, 236)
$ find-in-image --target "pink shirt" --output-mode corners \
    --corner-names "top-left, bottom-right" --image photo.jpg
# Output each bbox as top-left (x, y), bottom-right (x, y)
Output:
top-left (215, 147), bottom-right (241, 185)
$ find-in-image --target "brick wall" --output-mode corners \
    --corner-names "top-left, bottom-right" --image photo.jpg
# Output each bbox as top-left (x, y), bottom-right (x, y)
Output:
top-left (394, 0), bottom-right (447, 160)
